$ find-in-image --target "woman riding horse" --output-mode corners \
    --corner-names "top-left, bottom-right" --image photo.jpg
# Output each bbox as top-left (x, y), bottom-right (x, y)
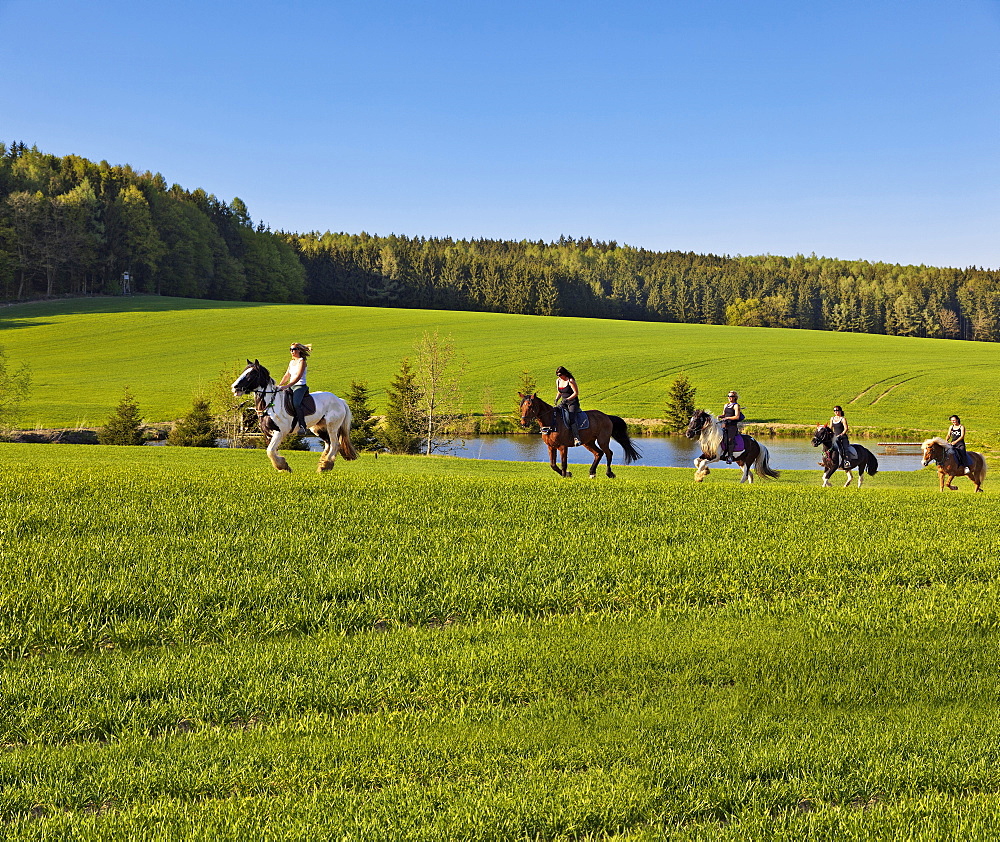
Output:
top-left (811, 424), bottom-right (878, 488)
top-left (922, 436), bottom-right (986, 492)
top-left (685, 408), bottom-right (779, 484)
top-left (520, 392), bottom-right (640, 479)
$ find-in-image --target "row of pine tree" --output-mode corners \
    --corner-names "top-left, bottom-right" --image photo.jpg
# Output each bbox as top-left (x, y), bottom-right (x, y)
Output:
top-left (4, 142), bottom-right (1000, 341)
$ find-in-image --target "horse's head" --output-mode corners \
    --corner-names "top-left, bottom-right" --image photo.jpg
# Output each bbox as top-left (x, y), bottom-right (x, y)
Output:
top-left (231, 359), bottom-right (271, 396)
top-left (921, 437), bottom-right (946, 467)
top-left (518, 392), bottom-right (539, 427)
top-left (684, 409), bottom-right (711, 439)
top-left (812, 425), bottom-right (832, 448)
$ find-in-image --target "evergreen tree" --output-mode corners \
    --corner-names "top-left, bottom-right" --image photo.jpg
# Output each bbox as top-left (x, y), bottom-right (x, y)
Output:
top-left (664, 375), bottom-right (697, 433)
top-left (345, 379), bottom-right (381, 451)
top-left (516, 370), bottom-right (539, 433)
top-left (98, 387), bottom-right (145, 445)
top-left (167, 396), bottom-right (217, 446)
top-left (378, 358), bottom-right (422, 454)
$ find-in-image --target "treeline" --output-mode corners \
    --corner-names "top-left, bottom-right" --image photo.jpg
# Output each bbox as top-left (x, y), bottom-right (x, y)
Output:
top-left (289, 232), bottom-right (1000, 341)
top-left (0, 142), bottom-right (304, 302)
top-left (4, 142), bottom-right (1000, 342)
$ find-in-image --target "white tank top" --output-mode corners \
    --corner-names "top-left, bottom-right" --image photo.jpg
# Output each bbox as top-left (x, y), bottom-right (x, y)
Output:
top-left (290, 361), bottom-right (307, 387)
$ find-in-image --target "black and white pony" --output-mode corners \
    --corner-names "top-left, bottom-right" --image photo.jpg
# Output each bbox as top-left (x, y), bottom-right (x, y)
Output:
top-left (684, 409), bottom-right (780, 483)
top-left (811, 424), bottom-right (878, 488)
top-left (231, 359), bottom-right (357, 473)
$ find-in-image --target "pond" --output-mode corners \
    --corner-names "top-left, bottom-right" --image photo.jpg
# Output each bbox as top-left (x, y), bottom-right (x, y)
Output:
top-left (303, 435), bottom-right (926, 472)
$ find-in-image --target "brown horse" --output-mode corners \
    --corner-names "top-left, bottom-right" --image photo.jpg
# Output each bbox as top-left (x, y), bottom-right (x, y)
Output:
top-left (922, 437), bottom-right (986, 492)
top-left (519, 393), bottom-right (641, 478)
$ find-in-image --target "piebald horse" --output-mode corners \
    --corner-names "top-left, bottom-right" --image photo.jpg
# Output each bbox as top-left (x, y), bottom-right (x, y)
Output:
top-left (231, 359), bottom-right (358, 473)
top-left (684, 409), bottom-right (780, 483)
top-left (811, 424), bottom-right (879, 488)
top-left (921, 437), bottom-right (986, 492)
top-left (519, 393), bottom-right (641, 478)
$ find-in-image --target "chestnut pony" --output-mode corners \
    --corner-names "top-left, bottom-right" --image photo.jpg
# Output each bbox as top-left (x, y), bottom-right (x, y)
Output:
top-left (921, 437), bottom-right (986, 492)
top-left (519, 393), bottom-right (641, 478)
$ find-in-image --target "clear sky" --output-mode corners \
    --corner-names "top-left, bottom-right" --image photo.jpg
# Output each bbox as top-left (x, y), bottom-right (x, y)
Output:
top-left (2, 0), bottom-right (998, 268)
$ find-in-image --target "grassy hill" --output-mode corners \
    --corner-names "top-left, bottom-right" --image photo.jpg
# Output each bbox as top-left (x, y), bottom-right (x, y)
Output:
top-left (2, 295), bottom-right (999, 436)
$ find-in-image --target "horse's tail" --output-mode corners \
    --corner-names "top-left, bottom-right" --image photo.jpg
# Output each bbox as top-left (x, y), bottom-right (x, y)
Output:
top-left (866, 448), bottom-right (879, 476)
top-left (609, 415), bottom-right (642, 465)
top-left (753, 442), bottom-right (781, 479)
top-left (339, 403), bottom-right (359, 461)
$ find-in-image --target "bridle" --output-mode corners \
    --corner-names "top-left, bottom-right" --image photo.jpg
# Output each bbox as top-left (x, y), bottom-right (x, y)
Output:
top-left (237, 364), bottom-right (280, 433)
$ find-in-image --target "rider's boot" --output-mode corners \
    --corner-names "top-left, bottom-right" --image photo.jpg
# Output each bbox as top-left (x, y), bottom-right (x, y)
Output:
top-left (571, 424), bottom-right (581, 446)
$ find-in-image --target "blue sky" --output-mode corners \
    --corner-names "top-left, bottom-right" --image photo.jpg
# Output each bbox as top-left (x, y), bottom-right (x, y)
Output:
top-left (2, 0), bottom-right (998, 267)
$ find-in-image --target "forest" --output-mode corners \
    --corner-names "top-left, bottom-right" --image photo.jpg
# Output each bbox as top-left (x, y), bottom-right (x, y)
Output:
top-left (4, 141), bottom-right (1000, 342)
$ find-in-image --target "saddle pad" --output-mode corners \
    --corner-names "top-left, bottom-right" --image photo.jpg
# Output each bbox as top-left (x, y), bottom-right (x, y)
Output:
top-left (844, 445), bottom-right (857, 462)
top-left (732, 433), bottom-right (745, 453)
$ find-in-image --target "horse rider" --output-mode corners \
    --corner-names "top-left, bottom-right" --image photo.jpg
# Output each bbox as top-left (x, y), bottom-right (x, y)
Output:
top-left (831, 405), bottom-right (851, 468)
top-left (555, 366), bottom-right (582, 445)
top-left (718, 390), bottom-right (742, 463)
top-left (277, 342), bottom-right (311, 433)
top-left (947, 414), bottom-right (971, 475)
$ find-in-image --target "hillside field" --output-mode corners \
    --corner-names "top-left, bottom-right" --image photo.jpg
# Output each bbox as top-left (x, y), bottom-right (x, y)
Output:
top-left (2, 296), bottom-right (999, 436)
top-left (1, 444), bottom-right (999, 837)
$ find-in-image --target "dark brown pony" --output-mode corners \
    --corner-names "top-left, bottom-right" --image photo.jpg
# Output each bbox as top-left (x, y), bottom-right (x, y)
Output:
top-left (519, 393), bottom-right (641, 478)
top-left (811, 424), bottom-right (879, 488)
top-left (922, 437), bottom-right (986, 492)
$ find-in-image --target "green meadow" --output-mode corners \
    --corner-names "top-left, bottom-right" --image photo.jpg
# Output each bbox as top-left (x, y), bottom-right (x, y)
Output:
top-left (1, 444), bottom-right (999, 838)
top-left (2, 295), bottom-right (998, 435)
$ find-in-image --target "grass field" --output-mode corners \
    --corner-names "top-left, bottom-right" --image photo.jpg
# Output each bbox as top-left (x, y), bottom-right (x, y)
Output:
top-left (2, 443), bottom-right (999, 838)
top-left (2, 295), bottom-right (999, 437)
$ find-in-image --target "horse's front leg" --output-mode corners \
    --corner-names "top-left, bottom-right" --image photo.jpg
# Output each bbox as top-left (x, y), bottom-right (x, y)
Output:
top-left (560, 446), bottom-right (572, 478)
top-left (821, 468), bottom-right (833, 487)
top-left (266, 423), bottom-right (292, 473)
top-left (548, 445), bottom-right (563, 477)
top-left (694, 455), bottom-right (711, 482)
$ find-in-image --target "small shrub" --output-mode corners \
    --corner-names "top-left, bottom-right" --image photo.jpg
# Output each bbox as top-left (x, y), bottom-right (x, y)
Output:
top-left (98, 388), bottom-right (145, 446)
top-left (168, 397), bottom-right (217, 447)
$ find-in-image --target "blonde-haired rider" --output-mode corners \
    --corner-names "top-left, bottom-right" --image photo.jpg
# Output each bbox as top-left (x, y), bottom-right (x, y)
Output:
top-left (278, 342), bottom-right (311, 433)
top-left (718, 390), bottom-right (741, 463)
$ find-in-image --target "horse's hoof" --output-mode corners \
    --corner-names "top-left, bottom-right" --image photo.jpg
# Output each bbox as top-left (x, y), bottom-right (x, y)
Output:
top-left (565, 472), bottom-right (572, 478)
top-left (607, 472), bottom-right (615, 479)
top-left (589, 473), bottom-right (597, 480)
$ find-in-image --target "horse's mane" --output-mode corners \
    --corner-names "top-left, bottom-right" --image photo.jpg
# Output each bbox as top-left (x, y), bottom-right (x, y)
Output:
top-left (695, 408), bottom-right (723, 455)
top-left (923, 437), bottom-right (949, 448)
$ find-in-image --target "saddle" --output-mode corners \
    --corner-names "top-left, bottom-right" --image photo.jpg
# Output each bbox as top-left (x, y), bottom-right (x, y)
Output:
top-left (843, 444), bottom-right (858, 463)
top-left (283, 390), bottom-right (316, 418)
top-left (556, 406), bottom-right (590, 431)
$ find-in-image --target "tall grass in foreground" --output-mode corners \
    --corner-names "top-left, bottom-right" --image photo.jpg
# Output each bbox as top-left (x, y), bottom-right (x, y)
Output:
top-left (1, 444), bottom-right (998, 839)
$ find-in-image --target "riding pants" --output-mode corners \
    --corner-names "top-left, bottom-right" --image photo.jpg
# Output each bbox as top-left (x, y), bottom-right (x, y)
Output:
top-left (722, 421), bottom-right (738, 459)
top-left (563, 398), bottom-right (581, 437)
top-left (290, 385), bottom-right (309, 432)
top-left (834, 434), bottom-right (850, 462)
